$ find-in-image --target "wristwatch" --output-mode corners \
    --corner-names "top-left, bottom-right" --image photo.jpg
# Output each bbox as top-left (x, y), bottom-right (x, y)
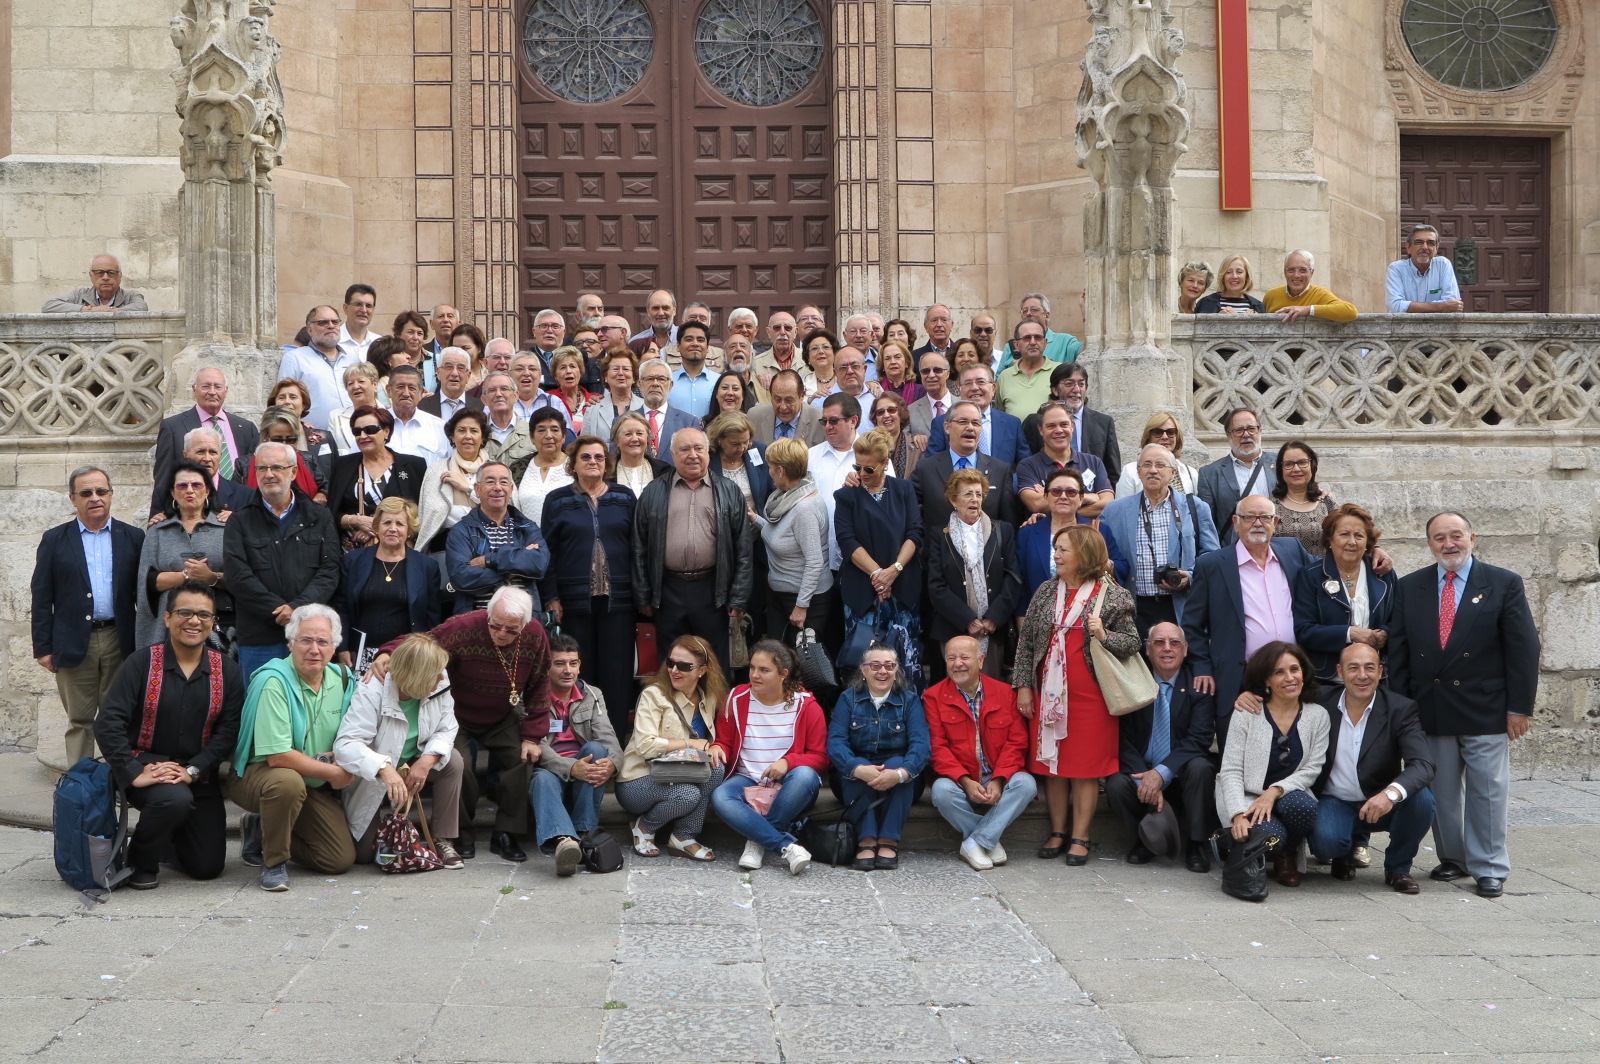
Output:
top-left (892, 562), bottom-right (904, 573)
top-left (1383, 785), bottom-right (1402, 802)
top-left (184, 765), bottom-right (200, 781)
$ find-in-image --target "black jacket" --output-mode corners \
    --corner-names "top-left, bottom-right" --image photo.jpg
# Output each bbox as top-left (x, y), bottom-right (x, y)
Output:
top-left (149, 407), bottom-right (260, 517)
top-left (222, 490), bottom-right (343, 645)
top-left (1118, 663), bottom-right (1217, 777)
top-left (1312, 687), bottom-right (1435, 801)
top-left (538, 483), bottom-right (637, 613)
top-left (31, 518), bottom-right (144, 667)
top-left (326, 450), bottom-right (428, 529)
top-left (632, 472), bottom-right (752, 613)
top-left (93, 641), bottom-right (245, 791)
top-left (924, 520), bottom-right (1024, 645)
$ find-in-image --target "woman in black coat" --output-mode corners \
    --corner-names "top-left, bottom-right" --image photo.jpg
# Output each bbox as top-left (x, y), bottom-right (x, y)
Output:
top-left (326, 405), bottom-right (427, 549)
top-left (925, 468), bottom-right (1024, 678)
top-left (335, 497), bottom-right (441, 667)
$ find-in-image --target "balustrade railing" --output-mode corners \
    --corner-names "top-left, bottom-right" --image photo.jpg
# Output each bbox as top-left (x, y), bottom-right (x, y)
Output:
top-left (0, 312), bottom-right (183, 439)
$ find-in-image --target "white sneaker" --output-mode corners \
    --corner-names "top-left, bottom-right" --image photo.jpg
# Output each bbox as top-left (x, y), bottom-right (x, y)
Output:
top-left (781, 843), bottom-right (812, 876)
top-left (739, 839), bottom-right (765, 871)
top-left (960, 838), bottom-right (994, 871)
top-left (988, 842), bottom-right (1008, 866)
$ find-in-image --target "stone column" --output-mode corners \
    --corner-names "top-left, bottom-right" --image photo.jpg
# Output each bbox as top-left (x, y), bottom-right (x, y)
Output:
top-left (1075, 0), bottom-right (1193, 461)
top-left (169, 0), bottom-right (286, 410)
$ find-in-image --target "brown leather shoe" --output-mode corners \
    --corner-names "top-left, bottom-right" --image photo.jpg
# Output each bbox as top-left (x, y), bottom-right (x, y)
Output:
top-left (1330, 857), bottom-right (1357, 881)
top-left (1272, 852), bottom-right (1302, 887)
top-left (1385, 870), bottom-right (1421, 895)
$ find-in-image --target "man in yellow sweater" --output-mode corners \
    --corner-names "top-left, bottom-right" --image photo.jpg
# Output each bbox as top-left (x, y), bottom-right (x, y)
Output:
top-left (1263, 250), bottom-right (1359, 323)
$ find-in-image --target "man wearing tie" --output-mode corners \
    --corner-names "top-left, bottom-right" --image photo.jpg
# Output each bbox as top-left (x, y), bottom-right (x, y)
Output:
top-left (907, 352), bottom-right (953, 438)
top-left (1388, 512), bottom-right (1540, 899)
top-left (32, 468), bottom-right (144, 763)
top-left (148, 368), bottom-right (260, 518)
top-left (749, 370), bottom-right (825, 448)
top-left (636, 358), bottom-right (697, 463)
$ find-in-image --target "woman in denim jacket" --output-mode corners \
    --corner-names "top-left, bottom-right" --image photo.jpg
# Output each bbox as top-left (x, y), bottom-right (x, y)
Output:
top-left (827, 643), bottom-right (930, 870)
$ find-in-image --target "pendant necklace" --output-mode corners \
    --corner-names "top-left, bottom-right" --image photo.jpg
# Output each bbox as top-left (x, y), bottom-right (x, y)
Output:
top-left (379, 557), bottom-right (402, 583)
top-left (494, 639), bottom-right (522, 705)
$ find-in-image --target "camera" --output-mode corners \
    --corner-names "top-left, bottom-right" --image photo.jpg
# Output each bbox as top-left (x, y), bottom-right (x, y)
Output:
top-left (1155, 565), bottom-right (1184, 589)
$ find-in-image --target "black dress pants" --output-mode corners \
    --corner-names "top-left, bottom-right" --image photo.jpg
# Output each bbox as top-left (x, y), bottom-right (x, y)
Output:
top-left (563, 597), bottom-right (639, 744)
top-left (125, 781), bottom-right (228, 879)
top-left (656, 574), bottom-right (730, 673)
top-left (1105, 755), bottom-right (1219, 844)
top-left (456, 714), bottom-right (532, 835)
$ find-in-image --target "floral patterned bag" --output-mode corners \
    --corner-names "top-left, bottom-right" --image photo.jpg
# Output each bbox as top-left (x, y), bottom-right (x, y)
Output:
top-left (374, 791), bottom-right (446, 874)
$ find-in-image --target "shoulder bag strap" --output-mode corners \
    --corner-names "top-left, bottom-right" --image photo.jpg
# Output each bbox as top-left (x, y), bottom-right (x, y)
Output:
top-left (1240, 460), bottom-right (1264, 499)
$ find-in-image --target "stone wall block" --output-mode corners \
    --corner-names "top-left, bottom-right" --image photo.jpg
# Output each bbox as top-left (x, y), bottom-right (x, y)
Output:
top-left (1557, 544), bottom-right (1600, 585)
top-left (1540, 584), bottom-right (1600, 672)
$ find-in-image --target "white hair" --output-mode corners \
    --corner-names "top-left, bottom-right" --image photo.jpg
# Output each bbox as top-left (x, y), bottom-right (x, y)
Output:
top-left (437, 345), bottom-right (470, 365)
top-left (1285, 249), bottom-right (1316, 270)
top-left (254, 440), bottom-right (296, 466)
top-left (1021, 293), bottom-right (1051, 313)
top-left (485, 337), bottom-right (516, 356)
top-left (488, 585), bottom-right (534, 624)
top-left (1139, 442), bottom-right (1177, 468)
top-left (534, 308), bottom-right (563, 324)
top-left (844, 313), bottom-right (871, 330)
top-left (187, 366), bottom-right (226, 388)
top-left (285, 603), bottom-right (342, 647)
top-left (638, 357), bottom-right (669, 376)
top-left (183, 425), bottom-right (222, 450)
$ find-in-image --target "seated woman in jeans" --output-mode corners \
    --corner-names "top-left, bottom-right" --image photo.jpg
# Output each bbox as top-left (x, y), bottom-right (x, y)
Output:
top-left (711, 640), bottom-right (828, 876)
top-left (827, 643), bottom-right (929, 870)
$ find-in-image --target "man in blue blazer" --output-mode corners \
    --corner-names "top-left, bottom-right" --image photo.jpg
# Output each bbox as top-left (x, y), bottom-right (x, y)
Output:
top-left (1182, 495), bottom-right (1315, 753)
top-left (923, 364), bottom-right (1031, 471)
top-left (1100, 444), bottom-right (1221, 637)
top-left (1387, 512), bottom-right (1540, 899)
top-left (31, 467), bottom-right (144, 763)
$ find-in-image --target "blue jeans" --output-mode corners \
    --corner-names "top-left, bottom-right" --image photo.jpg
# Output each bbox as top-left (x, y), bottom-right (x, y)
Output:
top-left (1310, 787), bottom-right (1437, 874)
top-left (837, 756), bottom-right (918, 842)
top-left (528, 741), bottom-right (610, 853)
top-left (931, 773), bottom-right (1037, 851)
top-left (712, 767), bottom-right (822, 852)
top-left (236, 642), bottom-right (289, 681)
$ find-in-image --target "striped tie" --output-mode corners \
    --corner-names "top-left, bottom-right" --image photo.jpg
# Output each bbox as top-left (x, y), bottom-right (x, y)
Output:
top-left (210, 416), bottom-right (235, 479)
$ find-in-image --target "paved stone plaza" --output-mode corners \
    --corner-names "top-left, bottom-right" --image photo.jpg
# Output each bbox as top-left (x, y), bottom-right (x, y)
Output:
top-left (1, 776), bottom-right (1598, 1064)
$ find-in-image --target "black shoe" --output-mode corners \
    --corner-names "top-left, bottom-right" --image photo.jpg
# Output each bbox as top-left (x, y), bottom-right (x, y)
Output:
top-left (1063, 838), bottom-right (1091, 866)
top-left (239, 812), bottom-right (263, 867)
top-left (1125, 842), bottom-right (1155, 865)
top-left (1429, 861), bottom-right (1468, 881)
top-left (456, 829), bottom-right (475, 860)
top-left (490, 831), bottom-right (527, 862)
top-left (873, 845), bottom-right (900, 871)
top-left (1184, 841), bottom-right (1211, 874)
top-left (127, 870), bottom-right (159, 890)
top-left (1476, 876), bottom-right (1505, 898)
top-left (1330, 858), bottom-right (1357, 881)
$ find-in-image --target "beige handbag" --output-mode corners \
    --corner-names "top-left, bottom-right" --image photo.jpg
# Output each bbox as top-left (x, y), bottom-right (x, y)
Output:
top-left (1087, 582), bottom-right (1158, 716)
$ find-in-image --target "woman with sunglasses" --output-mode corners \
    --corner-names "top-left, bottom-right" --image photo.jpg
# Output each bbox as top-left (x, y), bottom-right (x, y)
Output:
top-left (135, 459), bottom-right (228, 649)
top-left (616, 635), bottom-right (730, 860)
top-left (868, 390), bottom-right (925, 480)
top-left (327, 405), bottom-right (427, 550)
top-left (1114, 411), bottom-right (1199, 496)
top-left (1216, 641), bottom-right (1329, 893)
top-left (826, 643), bottom-right (929, 869)
top-left (536, 435), bottom-right (638, 741)
top-left (237, 407), bottom-right (329, 504)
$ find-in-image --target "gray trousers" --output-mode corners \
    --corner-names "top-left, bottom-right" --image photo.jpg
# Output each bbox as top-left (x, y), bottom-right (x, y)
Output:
top-left (1427, 733), bottom-right (1511, 880)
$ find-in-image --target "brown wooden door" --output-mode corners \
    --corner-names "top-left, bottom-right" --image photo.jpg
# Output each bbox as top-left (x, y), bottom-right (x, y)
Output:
top-left (1399, 136), bottom-right (1548, 313)
top-left (516, 0), bottom-right (833, 335)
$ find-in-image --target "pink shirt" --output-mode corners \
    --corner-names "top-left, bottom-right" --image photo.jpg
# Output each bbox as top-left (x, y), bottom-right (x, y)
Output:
top-left (1236, 540), bottom-right (1294, 658)
top-left (195, 405), bottom-right (241, 459)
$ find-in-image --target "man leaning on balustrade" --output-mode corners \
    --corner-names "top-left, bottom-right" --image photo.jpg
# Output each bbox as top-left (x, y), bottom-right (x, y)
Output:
top-left (1264, 250), bottom-right (1358, 324)
top-left (41, 255), bottom-right (148, 313)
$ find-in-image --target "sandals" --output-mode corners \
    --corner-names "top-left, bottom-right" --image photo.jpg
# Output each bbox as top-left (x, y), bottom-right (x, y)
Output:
top-left (873, 843), bottom-right (900, 871)
top-left (631, 818), bottom-right (660, 857)
top-left (667, 835), bottom-right (715, 862)
top-left (1037, 831), bottom-right (1068, 860)
top-left (1064, 838), bottom-right (1092, 866)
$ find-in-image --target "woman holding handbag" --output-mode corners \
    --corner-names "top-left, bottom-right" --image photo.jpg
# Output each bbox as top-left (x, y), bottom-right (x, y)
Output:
top-left (826, 644), bottom-right (929, 870)
top-left (615, 635), bottom-right (729, 860)
top-left (1012, 525), bottom-right (1140, 865)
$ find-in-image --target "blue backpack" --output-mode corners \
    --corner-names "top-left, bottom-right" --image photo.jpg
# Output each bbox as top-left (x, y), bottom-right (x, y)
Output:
top-left (53, 758), bottom-right (132, 901)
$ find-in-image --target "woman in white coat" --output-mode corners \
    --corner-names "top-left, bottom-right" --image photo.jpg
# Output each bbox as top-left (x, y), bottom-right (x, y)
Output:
top-left (334, 633), bottom-right (466, 867)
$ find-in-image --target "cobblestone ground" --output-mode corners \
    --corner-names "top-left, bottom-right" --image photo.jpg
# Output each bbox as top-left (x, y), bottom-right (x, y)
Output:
top-left (1, 778), bottom-right (1598, 1063)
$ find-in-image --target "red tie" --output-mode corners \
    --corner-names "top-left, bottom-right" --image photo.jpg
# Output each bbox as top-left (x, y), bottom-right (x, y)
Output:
top-left (648, 409), bottom-right (661, 455)
top-left (1439, 571), bottom-right (1457, 648)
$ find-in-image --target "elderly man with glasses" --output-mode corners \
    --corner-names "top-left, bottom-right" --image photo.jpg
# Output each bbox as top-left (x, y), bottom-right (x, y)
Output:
top-left (1196, 407), bottom-right (1278, 547)
top-left (42, 253), bottom-right (149, 313)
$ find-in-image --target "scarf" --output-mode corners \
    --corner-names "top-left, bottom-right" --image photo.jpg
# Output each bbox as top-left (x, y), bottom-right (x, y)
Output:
top-left (232, 657), bottom-right (354, 770)
top-left (764, 472), bottom-right (818, 525)
top-left (947, 511), bottom-right (993, 655)
top-left (446, 451), bottom-right (485, 508)
top-left (1035, 577), bottom-right (1097, 774)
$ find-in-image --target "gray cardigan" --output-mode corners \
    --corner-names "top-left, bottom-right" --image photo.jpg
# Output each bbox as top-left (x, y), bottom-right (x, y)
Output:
top-left (757, 488), bottom-right (833, 607)
top-left (1215, 704), bottom-right (1330, 823)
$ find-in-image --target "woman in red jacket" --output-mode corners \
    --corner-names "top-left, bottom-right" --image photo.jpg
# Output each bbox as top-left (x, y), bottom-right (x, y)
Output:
top-left (710, 639), bottom-right (828, 876)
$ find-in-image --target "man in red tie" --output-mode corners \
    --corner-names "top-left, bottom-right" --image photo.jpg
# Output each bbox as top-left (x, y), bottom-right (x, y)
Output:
top-left (636, 358), bottom-right (695, 463)
top-left (1388, 512), bottom-right (1540, 899)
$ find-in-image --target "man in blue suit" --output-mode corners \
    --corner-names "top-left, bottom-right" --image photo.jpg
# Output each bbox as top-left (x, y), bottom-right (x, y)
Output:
top-left (1182, 494), bottom-right (1315, 753)
top-left (924, 364), bottom-right (1031, 471)
top-left (31, 467), bottom-right (144, 763)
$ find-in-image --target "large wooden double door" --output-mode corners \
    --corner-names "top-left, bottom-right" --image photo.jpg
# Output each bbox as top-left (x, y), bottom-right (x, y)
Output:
top-left (516, 0), bottom-right (834, 333)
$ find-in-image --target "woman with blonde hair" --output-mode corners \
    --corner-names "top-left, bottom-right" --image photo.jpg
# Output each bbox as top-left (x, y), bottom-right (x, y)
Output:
top-left (335, 496), bottom-right (440, 667)
top-left (1115, 411), bottom-right (1199, 495)
top-left (1196, 254), bottom-right (1265, 314)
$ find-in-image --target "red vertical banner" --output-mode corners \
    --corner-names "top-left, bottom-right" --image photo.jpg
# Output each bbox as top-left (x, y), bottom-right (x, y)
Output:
top-left (1216, 0), bottom-right (1252, 210)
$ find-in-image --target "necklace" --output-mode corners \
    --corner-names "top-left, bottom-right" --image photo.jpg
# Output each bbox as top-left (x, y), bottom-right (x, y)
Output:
top-left (1339, 567), bottom-right (1360, 591)
top-left (378, 556), bottom-right (402, 582)
top-left (493, 637), bottom-right (522, 705)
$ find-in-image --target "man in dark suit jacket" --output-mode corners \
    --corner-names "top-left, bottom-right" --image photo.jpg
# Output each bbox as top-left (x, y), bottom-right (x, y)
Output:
top-left (31, 467), bottom-right (144, 763)
top-left (149, 368), bottom-right (260, 517)
top-left (1182, 498), bottom-right (1315, 752)
top-left (1309, 641), bottom-right (1438, 893)
top-left (924, 365), bottom-right (1031, 471)
top-left (418, 346), bottom-right (482, 422)
top-left (912, 402), bottom-right (1018, 531)
top-left (1388, 512), bottom-right (1540, 898)
top-left (1195, 407), bottom-right (1277, 547)
top-left (1106, 622), bottom-right (1217, 872)
top-left (749, 371), bottom-right (825, 447)
top-left (1021, 363), bottom-right (1120, 478)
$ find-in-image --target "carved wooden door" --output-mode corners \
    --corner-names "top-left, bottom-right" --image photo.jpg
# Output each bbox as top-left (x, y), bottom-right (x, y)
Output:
top-left (1399, 135), bottom-right (1548, 313)
top-left (516, 0), bottom-right (833, 334)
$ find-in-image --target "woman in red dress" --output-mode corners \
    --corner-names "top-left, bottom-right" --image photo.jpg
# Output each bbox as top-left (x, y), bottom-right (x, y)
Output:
top-left (1012, 524), bottom-right (1141, 865)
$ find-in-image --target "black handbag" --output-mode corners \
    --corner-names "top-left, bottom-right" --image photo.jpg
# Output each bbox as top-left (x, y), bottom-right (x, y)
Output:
top-left (579, 829), bottom-right (625, 873)
top-left (1215, 825), bottom-right (1278, 902)
top-left (794, 628), bottom-right (837, 690)
top-left (798, 792), bottom-right (887, 866)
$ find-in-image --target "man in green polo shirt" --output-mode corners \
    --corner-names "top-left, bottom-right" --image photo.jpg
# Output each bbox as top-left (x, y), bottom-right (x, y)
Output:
top-left (228, 604), bottom-right (357, 891)
top-left (995, 320), bottom-right (1056, 418)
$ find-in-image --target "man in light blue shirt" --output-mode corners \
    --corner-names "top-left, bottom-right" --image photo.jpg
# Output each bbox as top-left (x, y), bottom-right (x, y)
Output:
top-left (997, 292), bottom-right (1084, 371)
top-left (667, 320), bottom-right (716, 418)
top-left (1385, 225), bottom-right (1463, 313)
top-left (277, 306), bottom-right (363, 430)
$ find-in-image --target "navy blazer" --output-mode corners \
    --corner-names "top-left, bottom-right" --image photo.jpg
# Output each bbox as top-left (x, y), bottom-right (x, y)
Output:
top-left (1118, 663), bottom-right (1217, 777)
top-left (335, 546), bottom-right (442, 652)
top-left (536, 483), bottom-right (637, 613)
top-left (1015, 518), bottom-right (1124, 613)
top-left (833, 477), bottom-right (924, 615)
top-left (1182, 536), bottom-right (1317, 746)
top-left (1387, 560), bottom-right (1541, 737)
top-left (924, 519), bottom-right (1024, 645)
top-left (711, 453), bottom-right (774, 513)
top-left (31, 518), bottom-right (145, 667)
top-left (924, 406), bottom-right (1032, 470)
top-left (1311, 687), bottom-right (1435, 801)
top-left (1292, 554), bottom-right (1398, 681)
top-left (149, 407), bottom-right (260, 517)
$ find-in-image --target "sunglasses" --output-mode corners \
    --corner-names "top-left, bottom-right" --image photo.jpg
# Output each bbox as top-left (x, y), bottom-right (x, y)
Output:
top-left (819, 416), bottom-right (850, 426)
top-left (971, 326), bottom-right (995, 334)
top-left (666, 659), bottom-right (700, 673)
top-left (852, 464), bottom-right (878, 475)
top-left (1047, 487), bottom-right (1082, 498)
top-left (487, 621), bottom-right (524, 635)
top-left (352, 424), bottom-right (385, 436)
top-left (74, 487), bottom-right (113, 498)
top-left (919, 366), bottom-right (947, 375)
top-left (173, 482), bottom-right (208, 493)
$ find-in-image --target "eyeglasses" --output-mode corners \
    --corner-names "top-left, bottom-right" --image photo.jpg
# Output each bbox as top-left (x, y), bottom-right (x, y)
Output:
top-left (948, 417), bottom-right (981, 428)
top-left (73, 487), bottom-right (112, 498)
top-left (89, 269), bottom-right (121, 278)
top-left (170, 608), bottom-right (216, 621)
top-left (1137, 461), bottom-right (1171, 471)
top-left (861, 660), bottom-right (897, 671)
top-left (352, 424), bottom-right (385, 436)
top-left (852, 464), bottom-right (878, 475)
top-left (1239, 514), bottom-right (1276, 525)
top-left (1017, 334), bottom-right (1046, 343)
top-left (293, 637), bottom-right (333, 649)
top-left (577, 452), bottom-right (606, 462)
top-left (1147, 638), bottom-right (1185, 648)
top-left (1228, 424), bottom-right (1260, 436)
top-left (665, 659), bottom-right (700, 673)
top-left (970, 326), bottom-right (995, 334)
top-left (1047, 486), bottom-right (1082, 498)
top-left (487, 620), bottom-right (525, 635)
top-left (258, 464), bottom-right (296, 474)
top-left (309, 318), bottom-right (340, 327)
top-left (1281, 459), bottom-right (1312, 470)
top-left (819, 416), bottom-right (850, 426)
top-left (919, 366), bottom-right (947, 375)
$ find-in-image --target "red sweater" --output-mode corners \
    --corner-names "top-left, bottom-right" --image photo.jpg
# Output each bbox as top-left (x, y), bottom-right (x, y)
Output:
top-left (382, 611), bottom-right (552, 742)
top-left (713, 685), bottom-right (829, 777)
top-left (922, 675), bottom-right (1029, 783)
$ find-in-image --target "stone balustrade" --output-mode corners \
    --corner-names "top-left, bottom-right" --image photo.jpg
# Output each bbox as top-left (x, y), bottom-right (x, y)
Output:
top-left (0, 312), bottom-right (184, 441)
top-left (1174, 313), bottom-right (1600, 435)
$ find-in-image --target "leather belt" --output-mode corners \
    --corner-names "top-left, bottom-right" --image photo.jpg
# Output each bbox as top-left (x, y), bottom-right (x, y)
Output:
top-left (667, 568), bottom-right (714, 582)
top-left (89, 619), bottom-right (117, 630)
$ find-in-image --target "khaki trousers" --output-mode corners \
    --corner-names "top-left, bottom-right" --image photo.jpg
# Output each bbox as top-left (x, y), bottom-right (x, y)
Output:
top-left (57, 626), bottom-right (124, 764)
top-left (227, 762), bottom-right (356, 873)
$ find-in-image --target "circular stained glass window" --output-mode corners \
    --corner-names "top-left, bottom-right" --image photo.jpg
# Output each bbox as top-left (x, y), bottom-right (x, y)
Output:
top-left (695, 0), bottom-right (825, 107)
top-left (1400, 0), bottom-right (1559, 93)
top-left (523, 0), bottom-right (655, 104)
